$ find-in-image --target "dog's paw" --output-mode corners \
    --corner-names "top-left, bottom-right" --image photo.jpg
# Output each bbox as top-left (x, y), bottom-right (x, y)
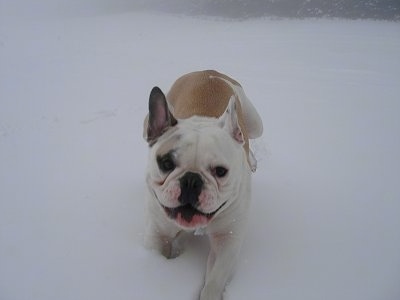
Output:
top-left (161, 239), bottom-right (183, 259)
top-left (199, 284), bottom-right (224, 300)
top-left (161, 231), bottom-right (187, 259)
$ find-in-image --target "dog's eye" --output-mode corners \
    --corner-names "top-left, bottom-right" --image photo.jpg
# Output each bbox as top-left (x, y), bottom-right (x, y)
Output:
top-left (214, 166), bottom-right (228, 178)
top-left (157, 155), bottom-right (176, 173)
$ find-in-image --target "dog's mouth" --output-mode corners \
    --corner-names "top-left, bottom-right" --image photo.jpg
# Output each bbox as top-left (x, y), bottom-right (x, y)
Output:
top-left (162, 202), bottom-right (226, 228)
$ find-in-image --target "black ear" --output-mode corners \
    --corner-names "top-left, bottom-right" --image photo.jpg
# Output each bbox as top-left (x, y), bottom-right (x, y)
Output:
top-left (146, 87), bottom-right (177, 144)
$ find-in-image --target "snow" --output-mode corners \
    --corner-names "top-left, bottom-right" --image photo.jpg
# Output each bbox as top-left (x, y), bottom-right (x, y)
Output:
top-left (1, 2), bottom-right (400, 300)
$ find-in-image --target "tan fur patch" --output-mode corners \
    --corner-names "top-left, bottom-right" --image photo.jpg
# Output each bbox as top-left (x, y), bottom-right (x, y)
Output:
top-left (166, 70), bottom-right (250, 161)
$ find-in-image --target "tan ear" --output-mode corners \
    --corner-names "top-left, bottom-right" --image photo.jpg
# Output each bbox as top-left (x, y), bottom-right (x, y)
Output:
top-left (145, 87), bottom-right (177, 144)
top-left (218, 96), bottom-right (244, 145)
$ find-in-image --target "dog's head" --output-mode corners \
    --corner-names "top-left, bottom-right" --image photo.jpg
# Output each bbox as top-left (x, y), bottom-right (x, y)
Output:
top-left (144, 87), bottom-right (248, 229)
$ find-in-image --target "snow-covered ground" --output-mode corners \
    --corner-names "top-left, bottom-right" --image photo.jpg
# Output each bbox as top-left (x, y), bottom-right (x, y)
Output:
top-left (1, 2), bottom-right (400, 300)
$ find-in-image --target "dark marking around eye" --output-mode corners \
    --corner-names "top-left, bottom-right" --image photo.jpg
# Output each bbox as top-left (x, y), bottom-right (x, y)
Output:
top-left (157, 152), bottom-right (176, 173)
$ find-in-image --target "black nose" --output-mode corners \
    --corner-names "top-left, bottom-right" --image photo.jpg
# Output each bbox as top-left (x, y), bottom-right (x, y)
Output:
top-left (179, 172), bottom-right (203, 206)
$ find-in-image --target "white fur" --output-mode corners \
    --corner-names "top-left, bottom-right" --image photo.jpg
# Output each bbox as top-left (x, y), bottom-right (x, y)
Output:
top-left (144, 75), bottom-right (262, 300)
top-left (209, 75), bottom-right (263, 139)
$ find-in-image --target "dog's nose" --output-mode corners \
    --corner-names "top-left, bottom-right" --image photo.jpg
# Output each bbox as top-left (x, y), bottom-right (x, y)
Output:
top-left (179, 172), bottom-right (203, 206)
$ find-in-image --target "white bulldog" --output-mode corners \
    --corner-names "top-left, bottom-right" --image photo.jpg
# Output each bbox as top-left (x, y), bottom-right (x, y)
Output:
top-left (143, 70), bottom-right (263, 300)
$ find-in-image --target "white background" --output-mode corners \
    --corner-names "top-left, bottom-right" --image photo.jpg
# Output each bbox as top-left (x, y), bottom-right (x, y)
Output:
top-left (1, 1), bottom-right (399, 299)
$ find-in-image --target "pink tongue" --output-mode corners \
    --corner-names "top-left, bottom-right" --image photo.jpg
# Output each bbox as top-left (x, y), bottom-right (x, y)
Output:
top-left (176, 212), bottom-right (209, 228)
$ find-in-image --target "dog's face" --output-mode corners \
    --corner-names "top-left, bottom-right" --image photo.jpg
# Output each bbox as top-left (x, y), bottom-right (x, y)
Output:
top-left (145, 87), bottom-right (247, 229)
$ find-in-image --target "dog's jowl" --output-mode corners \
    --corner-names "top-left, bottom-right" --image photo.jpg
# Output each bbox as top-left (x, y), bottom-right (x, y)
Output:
top-left (143, 70), bottom-right (263, 300)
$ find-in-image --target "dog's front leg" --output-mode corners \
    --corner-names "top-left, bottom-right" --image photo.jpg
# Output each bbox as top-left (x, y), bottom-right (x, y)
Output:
top-left (200, 231), bottom-right (243, 300)
top-left (144, 217), bottom-right (186, 259)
